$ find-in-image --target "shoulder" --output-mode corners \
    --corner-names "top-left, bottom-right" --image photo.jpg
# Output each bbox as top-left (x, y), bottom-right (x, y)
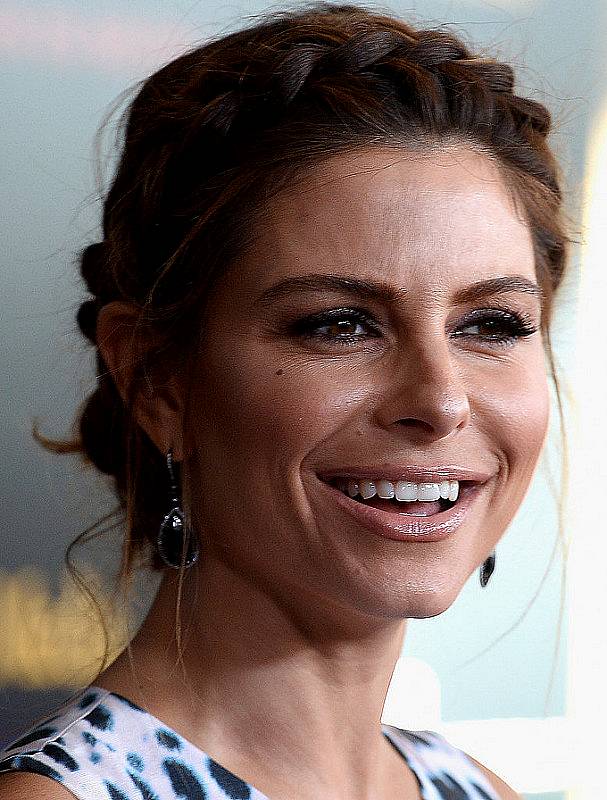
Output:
top-left (464, 752), bottom-right (522, 800)
top-left (0, 771), bottom-right (78, 799)
top-left (0, 686), bottom-right (115, 799)
top-left (388, 727), bottom-right (521, 800)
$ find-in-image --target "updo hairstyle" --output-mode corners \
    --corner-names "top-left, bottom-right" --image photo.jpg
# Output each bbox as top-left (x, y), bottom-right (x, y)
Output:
top-left (36, 2), bottom-right (570, 670)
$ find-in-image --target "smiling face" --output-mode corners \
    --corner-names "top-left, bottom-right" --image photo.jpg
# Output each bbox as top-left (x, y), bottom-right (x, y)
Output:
top-left (182, 144), bottom-right (550, 622)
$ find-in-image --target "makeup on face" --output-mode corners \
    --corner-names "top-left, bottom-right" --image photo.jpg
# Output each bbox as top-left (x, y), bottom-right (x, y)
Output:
top-left (187, 145), bottom-right (550, 618)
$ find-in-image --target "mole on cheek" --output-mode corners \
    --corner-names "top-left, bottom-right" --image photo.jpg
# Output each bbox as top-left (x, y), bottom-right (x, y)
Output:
top-left (275, 369), bottom-right (284, 376)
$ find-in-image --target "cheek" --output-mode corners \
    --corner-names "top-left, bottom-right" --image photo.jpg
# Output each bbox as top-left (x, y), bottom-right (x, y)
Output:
top-left (481, 349), bottom-right (550, 484)
top-left (189, 340), bottom-right (364, 473)
top-left (184, 342), bottom-right (370, 564)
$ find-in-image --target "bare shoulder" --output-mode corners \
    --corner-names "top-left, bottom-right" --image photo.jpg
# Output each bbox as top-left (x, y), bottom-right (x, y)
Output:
top-left (0, 771), bottom-right (79, 799)
top-left (464, 752), bottom-right (522, 800)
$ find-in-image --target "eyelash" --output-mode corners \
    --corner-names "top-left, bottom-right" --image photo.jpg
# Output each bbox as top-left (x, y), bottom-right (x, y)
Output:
top-left (291, 306), bottom-right (539, 348)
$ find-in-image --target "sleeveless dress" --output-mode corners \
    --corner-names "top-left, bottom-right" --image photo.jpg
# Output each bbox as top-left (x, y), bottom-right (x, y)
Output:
top-left (0, 685), bottom-right (500, 799)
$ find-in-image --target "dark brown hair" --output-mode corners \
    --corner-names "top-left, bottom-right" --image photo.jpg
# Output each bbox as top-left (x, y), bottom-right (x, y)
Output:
top-left (35, 2), bottom-right (570, 702)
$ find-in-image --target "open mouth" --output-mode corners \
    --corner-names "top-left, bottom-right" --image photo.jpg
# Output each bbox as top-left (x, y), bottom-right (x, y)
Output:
top-left (316, 475), bottom-right (487, 542)
top-left (325, 478), bottom-right (472, 517)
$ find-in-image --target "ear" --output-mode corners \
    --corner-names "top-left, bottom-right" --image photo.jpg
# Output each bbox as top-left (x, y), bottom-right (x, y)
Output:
top-left (95, 300), bottom-right (185, 460)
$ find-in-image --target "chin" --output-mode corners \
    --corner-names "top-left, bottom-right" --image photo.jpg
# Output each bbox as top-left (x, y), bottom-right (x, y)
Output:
top-left (343, 578), bottom-right (466, 622)
top-left (396, 588), bottom-right (463, 619)
top-left (404, 597), bottom-right (458, 619)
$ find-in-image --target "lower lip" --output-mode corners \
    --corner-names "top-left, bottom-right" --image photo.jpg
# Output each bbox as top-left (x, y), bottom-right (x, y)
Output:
top-left (318, 480), bottom-right (485, 542)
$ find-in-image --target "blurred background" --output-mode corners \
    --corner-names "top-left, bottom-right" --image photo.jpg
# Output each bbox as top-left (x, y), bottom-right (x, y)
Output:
top-left (2, 1), bottom-right (606, 798)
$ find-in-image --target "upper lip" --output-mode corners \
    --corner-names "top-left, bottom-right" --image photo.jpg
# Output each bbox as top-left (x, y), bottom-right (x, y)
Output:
top-left (317, 465), bottom-right (494, 484)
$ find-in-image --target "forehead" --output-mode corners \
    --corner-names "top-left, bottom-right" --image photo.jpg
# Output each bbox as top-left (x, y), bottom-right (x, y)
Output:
top-left (241, 144), bottom-right (536, 297)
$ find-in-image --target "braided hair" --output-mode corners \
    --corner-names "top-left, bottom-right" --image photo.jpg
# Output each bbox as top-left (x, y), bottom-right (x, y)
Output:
top-left (38, 2), bottom-right (569, 661)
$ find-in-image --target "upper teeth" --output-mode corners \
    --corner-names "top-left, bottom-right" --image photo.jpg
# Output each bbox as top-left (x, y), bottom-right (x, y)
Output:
top-left (337, 479), bottom-right (460, 502)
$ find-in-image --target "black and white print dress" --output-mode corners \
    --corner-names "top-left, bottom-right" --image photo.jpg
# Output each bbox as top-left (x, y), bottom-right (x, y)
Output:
top-left (0, 685), bottom-right (500, 799)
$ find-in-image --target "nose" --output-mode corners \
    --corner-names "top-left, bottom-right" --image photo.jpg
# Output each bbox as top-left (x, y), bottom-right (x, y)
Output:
top-left (378, 335), bottom-right (472, 442)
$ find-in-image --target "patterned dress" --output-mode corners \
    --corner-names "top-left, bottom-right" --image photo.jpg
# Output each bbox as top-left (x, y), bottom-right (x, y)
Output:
top-left (0, 685), bottom-right (500, 799)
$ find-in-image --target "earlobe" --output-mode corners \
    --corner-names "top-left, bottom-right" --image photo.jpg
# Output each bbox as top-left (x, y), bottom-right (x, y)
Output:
top-left (95, 300), bottom-right (184, 459)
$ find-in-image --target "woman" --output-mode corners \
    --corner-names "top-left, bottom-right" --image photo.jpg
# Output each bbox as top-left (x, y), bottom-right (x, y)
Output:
top-left (0, 2), bottom-right (568, 799)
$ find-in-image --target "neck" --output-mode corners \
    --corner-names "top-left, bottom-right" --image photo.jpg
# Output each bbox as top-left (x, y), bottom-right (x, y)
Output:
top-left (97, 556), bottom-right (411, 800)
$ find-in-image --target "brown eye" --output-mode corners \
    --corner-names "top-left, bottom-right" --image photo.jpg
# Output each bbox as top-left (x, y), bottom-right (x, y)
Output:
top-left (323, 319), bottom-right (363, 337)
top-left (453, 309), bottom-right (538, 347)
top-left (291, 308), bottom-right (381, 345)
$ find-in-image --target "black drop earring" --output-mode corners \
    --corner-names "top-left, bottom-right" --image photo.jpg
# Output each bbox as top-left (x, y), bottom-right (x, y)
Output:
top-left (156, 448), bottom-right (200, 569)
top-left (479, 550), bottom-right (496, 588)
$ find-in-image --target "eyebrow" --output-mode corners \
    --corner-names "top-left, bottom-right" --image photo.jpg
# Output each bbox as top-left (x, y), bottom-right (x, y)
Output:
top-left (254, 273), bottom-right (544, 308)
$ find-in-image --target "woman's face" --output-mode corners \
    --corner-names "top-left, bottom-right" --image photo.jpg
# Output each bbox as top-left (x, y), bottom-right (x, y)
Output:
top-left (184, 145), bottom-right (550, 622)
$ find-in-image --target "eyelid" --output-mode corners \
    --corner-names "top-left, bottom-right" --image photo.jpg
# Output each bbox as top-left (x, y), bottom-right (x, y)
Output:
top-left (289, 306), bottom-right (379, 328)
top-left (291, 302), bottom-right (537, 328)
top-left (453, 304), bottom-right (538, 325)
top-left (289, 304), bottom-right (538, 349)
